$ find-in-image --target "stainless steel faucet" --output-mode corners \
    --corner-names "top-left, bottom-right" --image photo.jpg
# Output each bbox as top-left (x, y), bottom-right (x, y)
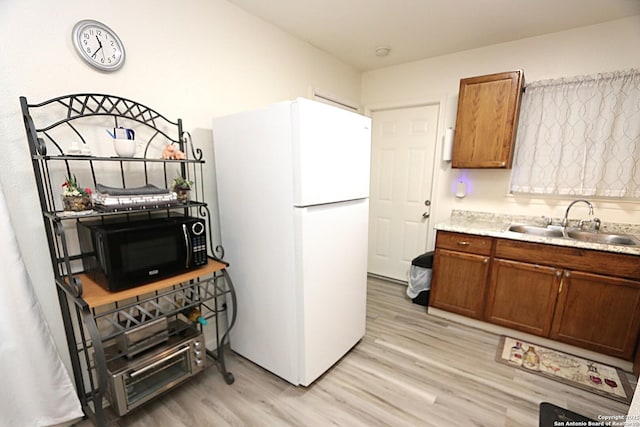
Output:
top-left (561, 199), bottom-right (594, 228)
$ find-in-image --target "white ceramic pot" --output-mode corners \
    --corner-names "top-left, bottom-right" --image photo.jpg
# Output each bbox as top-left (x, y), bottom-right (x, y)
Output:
top-left (113, 138), bottom-right (136, 157)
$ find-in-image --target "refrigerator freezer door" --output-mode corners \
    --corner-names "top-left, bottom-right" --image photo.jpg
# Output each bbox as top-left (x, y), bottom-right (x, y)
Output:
top-left (292, 99), bottom-right (372, 207)
top-left (294, 198), bottom-right (369, 386)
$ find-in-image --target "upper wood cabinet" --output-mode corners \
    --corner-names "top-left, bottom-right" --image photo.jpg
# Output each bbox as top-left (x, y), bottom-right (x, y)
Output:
top-left (452, 70), bottom-right (524, 169)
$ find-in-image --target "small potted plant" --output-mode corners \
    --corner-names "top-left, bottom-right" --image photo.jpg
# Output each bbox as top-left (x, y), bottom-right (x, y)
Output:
top-left (172, 175), bottom-right (194, 203)
top-left (61, 175), bottom-right (93, 212)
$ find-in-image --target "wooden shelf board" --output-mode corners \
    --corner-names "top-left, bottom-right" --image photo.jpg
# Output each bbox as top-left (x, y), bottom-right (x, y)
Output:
top-left (70, 259), bottom-right (227, 308)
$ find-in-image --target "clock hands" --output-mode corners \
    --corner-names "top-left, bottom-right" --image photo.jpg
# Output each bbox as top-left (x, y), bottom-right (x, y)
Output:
top-left (91, 35), bottom-right (103, 58)
top-left (91, 46), bottom-right (103, 59)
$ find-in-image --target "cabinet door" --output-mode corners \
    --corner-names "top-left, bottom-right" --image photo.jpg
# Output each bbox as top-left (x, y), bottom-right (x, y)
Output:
top-left (430, 249), bottom-right (490, 319)
top-left (452, 70), bottom-right (524, 169)
top-left (486, 258), bottom-right (560, 336)
top-left (550, 271), bottom-right (640, 359)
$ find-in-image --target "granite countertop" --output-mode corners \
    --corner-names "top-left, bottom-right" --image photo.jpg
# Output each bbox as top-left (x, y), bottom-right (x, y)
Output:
top-left (435, 210), bottom-right (640, 256)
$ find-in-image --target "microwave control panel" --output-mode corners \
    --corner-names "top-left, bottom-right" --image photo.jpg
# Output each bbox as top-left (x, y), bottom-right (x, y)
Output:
top-left (191, 220), bottom-right (207, 266)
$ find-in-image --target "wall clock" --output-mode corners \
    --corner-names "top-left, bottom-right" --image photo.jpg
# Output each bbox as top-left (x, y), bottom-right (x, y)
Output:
top-left (72, 19), bottom-right (125, 72)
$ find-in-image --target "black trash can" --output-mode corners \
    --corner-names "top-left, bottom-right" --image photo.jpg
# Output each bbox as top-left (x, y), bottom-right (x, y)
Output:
top-left (407, 251), bottom-right (434, 306)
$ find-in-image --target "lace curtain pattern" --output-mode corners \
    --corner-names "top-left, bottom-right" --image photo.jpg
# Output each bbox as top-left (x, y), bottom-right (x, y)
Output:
top-left (510, 69), bottom-right (640, 198)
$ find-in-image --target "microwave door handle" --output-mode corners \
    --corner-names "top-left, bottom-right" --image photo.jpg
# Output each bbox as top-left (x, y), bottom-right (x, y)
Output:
top-left (128, 346), bottom-right (191, 378)
top-left (96, 235), bottom-right (106, 269)
top-left (182, 224), bottom-right (191, 268)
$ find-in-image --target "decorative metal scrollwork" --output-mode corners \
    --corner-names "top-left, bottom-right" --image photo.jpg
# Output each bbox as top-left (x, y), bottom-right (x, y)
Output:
top-left (197, 205), bottom-right (225, 262)
top-left (197, 205), bottom-right (208, 218)
top-left (71, 276), bottom-right (83, 298)
top-left (182, 131), bottom-right (203, 162)
top-left (36, 137), bottom-right (47, 156)
top-left (24, 93), bottom-right (183, 144)
top-left (214, 245), bottom-right (225, 259)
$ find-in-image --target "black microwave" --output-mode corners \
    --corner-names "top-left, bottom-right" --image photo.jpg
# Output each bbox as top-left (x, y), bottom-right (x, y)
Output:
top-left (78, 216), bottom-right (207, 292)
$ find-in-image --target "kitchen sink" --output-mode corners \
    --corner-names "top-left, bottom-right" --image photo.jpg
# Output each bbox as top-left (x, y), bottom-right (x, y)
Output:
top-left (506, 223), bottom-right (640, 246)
top-left (506, 224), bottom-right (564, 238)
top-left (565, 230), bottom-right (640, 246)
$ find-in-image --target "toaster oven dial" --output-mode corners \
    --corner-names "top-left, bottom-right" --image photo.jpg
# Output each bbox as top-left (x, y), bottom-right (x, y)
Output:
top-left (192, 222), bottom-right (204, 235)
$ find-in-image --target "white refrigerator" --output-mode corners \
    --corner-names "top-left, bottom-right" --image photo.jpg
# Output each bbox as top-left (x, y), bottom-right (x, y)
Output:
top-left (213, 98), bottom-right (371, 386)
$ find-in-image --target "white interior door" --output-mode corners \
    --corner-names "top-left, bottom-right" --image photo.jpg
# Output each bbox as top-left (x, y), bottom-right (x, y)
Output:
top-left (368, 104), bottom-right (439, 281)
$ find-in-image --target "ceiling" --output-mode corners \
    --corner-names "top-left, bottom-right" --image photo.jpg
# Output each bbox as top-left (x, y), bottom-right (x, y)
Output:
top-left (227, 0), bottom-right (640, 71)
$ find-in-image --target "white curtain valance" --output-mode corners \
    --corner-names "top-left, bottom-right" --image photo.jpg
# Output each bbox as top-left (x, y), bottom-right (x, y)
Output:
top-left (510, 69), bottom-right (640, 198)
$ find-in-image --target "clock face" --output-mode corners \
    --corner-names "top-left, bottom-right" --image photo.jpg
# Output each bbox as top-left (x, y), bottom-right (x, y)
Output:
top-left (72, 20), bottom-right (125, 72)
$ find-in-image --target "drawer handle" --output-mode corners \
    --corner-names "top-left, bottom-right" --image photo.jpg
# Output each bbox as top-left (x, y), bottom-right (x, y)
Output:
top-left (456, 241), bottom-right (471, 247)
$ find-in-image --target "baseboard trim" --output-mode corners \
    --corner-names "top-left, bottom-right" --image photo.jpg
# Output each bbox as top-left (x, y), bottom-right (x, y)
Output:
top-left (367, 273), bottom-right (407, 285)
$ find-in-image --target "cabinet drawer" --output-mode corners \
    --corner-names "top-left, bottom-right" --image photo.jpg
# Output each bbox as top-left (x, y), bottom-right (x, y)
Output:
top-left (495, 238), bottom-right (640, 280)
top-left (436, 231), bottom-right (493, 256)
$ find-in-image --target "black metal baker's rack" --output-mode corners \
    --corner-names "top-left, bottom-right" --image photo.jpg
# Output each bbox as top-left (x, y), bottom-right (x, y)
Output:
top-left (20, 93), bottom-right (236, 426)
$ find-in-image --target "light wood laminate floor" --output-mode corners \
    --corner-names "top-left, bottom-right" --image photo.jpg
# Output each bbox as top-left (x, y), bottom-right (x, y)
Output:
top-left (76, 277), bottom-right (636, 426)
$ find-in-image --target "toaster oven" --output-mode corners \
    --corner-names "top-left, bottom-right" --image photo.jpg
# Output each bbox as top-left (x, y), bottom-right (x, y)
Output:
top-left (104, 321), bottom-right (206, 416)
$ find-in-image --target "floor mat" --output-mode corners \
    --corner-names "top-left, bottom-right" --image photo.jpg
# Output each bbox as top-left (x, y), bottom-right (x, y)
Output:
top-left (496, 336), bottom-right (633, 404)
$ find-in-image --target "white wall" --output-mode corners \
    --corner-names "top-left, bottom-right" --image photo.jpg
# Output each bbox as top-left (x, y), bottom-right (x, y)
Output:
top-left (362, 16), bottom-right (640, 250)
top-left (0, 0), bottom-right (361, 381)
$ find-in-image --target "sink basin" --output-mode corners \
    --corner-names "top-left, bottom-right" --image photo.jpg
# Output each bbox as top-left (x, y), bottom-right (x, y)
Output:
top-left (506, 224), bottom-right (564, 238)
top-left (566, 230), bottom-right (640, 246)
top-left (506, 223), bottom-right (640, 246)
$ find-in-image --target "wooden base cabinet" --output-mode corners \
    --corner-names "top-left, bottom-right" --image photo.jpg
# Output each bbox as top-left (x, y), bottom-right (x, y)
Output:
top-left (430, 249), bottom-right (490, 319)
top-left (430, 232), bottom-right (492, 319)
top-left (489, 238), bottom-right (640, 362)
top-left (431, 230), bottom-right (640, 373)
top-left (485, 259), bottom-right (561, 336)
top-left (550, 270), bottom-right (640, 360)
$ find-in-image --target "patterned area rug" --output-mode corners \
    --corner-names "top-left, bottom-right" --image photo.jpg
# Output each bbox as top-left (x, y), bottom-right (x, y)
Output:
top-left (496, 336), bottom-right (633, 403)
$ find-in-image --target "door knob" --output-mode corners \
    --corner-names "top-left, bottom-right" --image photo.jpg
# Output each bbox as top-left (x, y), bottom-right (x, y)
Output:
top-left (422, 200), bottom-right (431, 219)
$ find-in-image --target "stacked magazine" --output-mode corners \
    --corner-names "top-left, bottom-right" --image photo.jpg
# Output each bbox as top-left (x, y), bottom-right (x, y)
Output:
top-left (93, 184), bottom-right (178, 212)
